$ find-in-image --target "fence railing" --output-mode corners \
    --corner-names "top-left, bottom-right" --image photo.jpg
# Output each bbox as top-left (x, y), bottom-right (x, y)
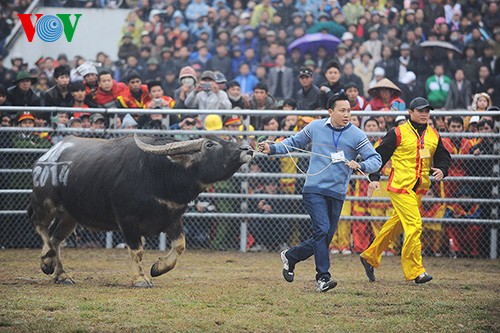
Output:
top-left (1, 107), bottom-right (498, 259)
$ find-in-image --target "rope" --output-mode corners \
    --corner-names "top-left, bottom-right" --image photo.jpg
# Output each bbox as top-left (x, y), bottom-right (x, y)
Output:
top-left (257, 140), bottom-right (382, 193)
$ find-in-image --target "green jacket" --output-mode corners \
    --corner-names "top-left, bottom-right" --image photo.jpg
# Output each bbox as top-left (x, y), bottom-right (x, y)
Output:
top-left (425, 75), bottom-right (451, 108)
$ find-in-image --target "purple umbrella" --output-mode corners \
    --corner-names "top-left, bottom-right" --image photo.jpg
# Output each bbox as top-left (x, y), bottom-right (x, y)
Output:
top-left (287, 33), bottom-right (342, 56)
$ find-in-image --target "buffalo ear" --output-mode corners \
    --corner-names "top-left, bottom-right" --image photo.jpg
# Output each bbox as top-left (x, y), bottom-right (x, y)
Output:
top-left (167, 154), bottom-right (197, 168)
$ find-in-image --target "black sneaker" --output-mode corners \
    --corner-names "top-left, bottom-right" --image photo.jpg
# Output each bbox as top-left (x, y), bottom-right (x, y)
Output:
top-left (316, 277), bottom-right (337, 292)
top-left (280, 250), bottom-right (294, 282)
top-left (360, 256), bottom-right (376, 282)
top-left (414, 272), bottom-right (433, 284)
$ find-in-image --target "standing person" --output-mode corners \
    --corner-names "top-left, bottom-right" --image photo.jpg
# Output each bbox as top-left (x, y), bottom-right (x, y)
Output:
top-left (360, 97), bottom-right (451, 284)
top-left (425, 64), bottom-right (451, 109)
top-left (319, 60), bottom-right (344, 109)
top-left (296, 66), bottom-right (321, 110)
top-left (258, 92), bottom-right (382, 292)
top-left (267, 53), bottom-right (294, 103)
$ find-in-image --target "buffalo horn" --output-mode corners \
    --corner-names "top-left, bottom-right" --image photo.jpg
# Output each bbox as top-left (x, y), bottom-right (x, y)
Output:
top-left (134, 134), bottom-right (205, 155)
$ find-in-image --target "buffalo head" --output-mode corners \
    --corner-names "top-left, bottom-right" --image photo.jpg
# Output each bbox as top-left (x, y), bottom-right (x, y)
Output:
top-left (134, 134), bottom-right (254, 184)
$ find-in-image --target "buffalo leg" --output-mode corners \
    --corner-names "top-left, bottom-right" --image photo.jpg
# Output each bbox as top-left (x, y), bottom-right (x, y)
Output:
top-left (32, 208), bottom-right (58, 276)
top-left (127, 241), bottom-right (153, 288)
top-left (151, 225), bottom-right (186, 277)
top-left (120, 223), bottom-right (153, 288)
top-left (48, 215), bottom-right (77, 284)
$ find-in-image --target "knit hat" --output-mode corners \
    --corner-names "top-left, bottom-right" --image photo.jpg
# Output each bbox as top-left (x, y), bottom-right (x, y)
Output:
top-left (178, 66), bottom-right (198, 84)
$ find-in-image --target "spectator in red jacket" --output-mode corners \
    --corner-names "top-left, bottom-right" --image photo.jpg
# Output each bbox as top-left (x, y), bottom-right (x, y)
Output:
top-left (117, 71), bottom-right (152, 109)
top-left (94, 71), bottom-right (127, 108)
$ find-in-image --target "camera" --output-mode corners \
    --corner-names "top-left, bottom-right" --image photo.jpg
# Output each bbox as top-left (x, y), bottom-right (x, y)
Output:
top-left (153, 98), bottom-right (162, 107)
top-left (201, 83), bottom-right (212, 91)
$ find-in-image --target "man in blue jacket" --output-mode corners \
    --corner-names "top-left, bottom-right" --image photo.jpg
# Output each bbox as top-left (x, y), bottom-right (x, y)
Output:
top-left (259, 92), bottom-right (381, 292)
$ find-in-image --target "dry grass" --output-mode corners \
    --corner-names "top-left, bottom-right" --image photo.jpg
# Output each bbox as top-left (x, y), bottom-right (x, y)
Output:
top-left (0, 248), bottom-right (499, 333)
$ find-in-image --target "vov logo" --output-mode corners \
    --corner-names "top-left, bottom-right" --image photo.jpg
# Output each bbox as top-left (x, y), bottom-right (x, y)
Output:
top-left (17, 14), bottom-right (82, 42)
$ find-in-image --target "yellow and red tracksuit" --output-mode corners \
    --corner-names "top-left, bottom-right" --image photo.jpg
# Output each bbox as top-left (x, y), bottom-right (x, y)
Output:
top-left (361, 120), bottom-right (451, 280)
top-left (351, 140), bottom-right (396, 253)
top-left (116, 84), bottom-right (152, 109)
top-left (420, 182), bottom-right (446, 255)
top-left (368, 140), bottom-right (397, 253)
top-left (330, 182), bottom-right (353, 252)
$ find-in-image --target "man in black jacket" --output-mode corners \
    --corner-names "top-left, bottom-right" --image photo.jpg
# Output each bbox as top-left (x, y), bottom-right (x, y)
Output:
top-left (7, 71), bottom-right (41, 107)
top-left (296, 66), bottom-right (321, 110)
top-left (43, 65), bottom-right (73, 107)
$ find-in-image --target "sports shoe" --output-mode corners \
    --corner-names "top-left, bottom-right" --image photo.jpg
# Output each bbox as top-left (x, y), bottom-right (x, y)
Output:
top-left (330, 248), bottom-right (340, 254)
top-left (360, 256), bottom-right (376, 282)
top-left (341, 249), bottom-right (352, 255)
top-left (414, 272), bottom-right (433, 284)
top-left (280, 250), bottom-right (294, 283)
top-left (316, 277), bottom-right (337, 292)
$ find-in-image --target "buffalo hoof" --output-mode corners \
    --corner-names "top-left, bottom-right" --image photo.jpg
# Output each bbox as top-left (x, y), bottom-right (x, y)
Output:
top-left (54, 277), bottom-right (75, 285)
top-left (53, 272), bottom-right (75, 284)
top-left (133, 280), bottom-right (154, 288)
top-left (41, 263), bottom-right (55, 275)
top-left (150, 262), bottom-right (162, 277)
top-left (54, 279), bottom-right (75, 284)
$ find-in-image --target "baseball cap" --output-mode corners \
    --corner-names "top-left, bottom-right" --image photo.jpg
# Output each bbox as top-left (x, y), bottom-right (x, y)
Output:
top-left (299, 67), bottom-right (313, 77)
top-left (304, 59), bottom-right (316, 67)
top-left (90, 113), bottom-right (105, 123)
top-left (374, 67), bottom-right (385, 76)
top-left (240, 12), bottom-right (251, 20)
top-left (341, 32), bottom-right (354, 41)
top-left (18, 112), bottom-right (35, 123)
top-left (409, 97), bottom-right (434, 110)
top-left (224, 115), bottom-right (242, 126)
top-left (200, 70), bottom-right (216, 81)
top-left (68, 117), bottom-right (82, 127)
top-left (214, 72), bottom-right (227, 84)
top-left (469, 116), bottom-right (480, 124)
top-left (395, 115), bottom-right (407, 124)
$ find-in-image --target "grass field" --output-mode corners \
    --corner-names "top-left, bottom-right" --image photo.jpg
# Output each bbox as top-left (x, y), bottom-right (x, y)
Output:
top-left (0, 248), bottom-right (499, 333)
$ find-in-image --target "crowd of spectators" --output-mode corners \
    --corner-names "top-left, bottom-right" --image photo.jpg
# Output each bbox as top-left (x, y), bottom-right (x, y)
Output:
top-left (0, 0), bottom-right (498, 254)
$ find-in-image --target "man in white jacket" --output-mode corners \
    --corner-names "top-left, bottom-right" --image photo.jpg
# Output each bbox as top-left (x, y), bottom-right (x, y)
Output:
top-left (185, 70), bottom-right (232, 111)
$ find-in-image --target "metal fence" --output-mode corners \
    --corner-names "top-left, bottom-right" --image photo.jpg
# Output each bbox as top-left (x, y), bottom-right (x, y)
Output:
top-left (1, 107), bottom-right (499, 259)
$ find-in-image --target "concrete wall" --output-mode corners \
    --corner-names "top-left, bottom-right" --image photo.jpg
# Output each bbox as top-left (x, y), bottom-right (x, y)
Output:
top-left (6, 8), bottom-right (130, 67)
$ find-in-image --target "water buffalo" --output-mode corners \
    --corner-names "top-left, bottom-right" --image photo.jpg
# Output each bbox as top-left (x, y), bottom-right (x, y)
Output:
top-left (29, 134), bottom-right (254, 287)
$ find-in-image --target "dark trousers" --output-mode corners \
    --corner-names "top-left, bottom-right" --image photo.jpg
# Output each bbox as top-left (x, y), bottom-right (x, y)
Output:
top-left (286, 193), bottom-right (343, 280)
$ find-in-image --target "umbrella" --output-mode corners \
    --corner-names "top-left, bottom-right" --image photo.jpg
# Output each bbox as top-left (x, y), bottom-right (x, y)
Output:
top-left (420, 41), bottom-right (462, 55)
top-left (306, 22), bottom-right (346, 38)
top-left (288, 33), bottom-right (342, 56)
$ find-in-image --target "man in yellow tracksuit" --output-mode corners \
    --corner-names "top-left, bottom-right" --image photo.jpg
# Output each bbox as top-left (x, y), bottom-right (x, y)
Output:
top-left (360, 97), bottom-right (451, 284)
